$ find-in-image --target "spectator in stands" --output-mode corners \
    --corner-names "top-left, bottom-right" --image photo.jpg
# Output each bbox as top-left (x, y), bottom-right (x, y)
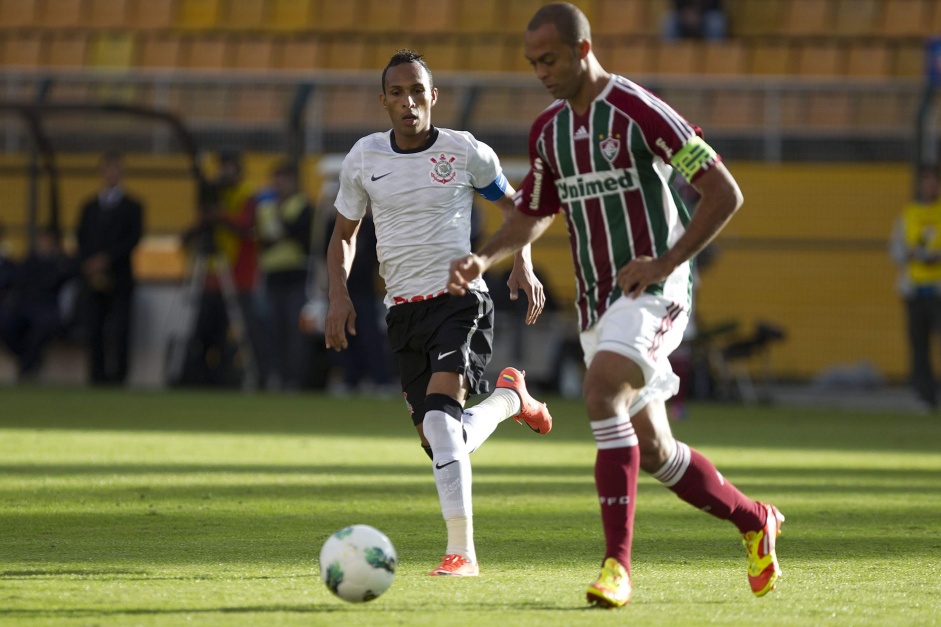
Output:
top-left (256, 161), bottom-right (313, 391)
top-left (661, 0), bottom-right (728, 41)
top-left (181, 150), bottom-right (269, 388)
top-left (0, 227), bottom-right (78, 381)
top-left (890, 164), bottom-right (941, 411)
top-left (76, 152), bottom-right (144, 386)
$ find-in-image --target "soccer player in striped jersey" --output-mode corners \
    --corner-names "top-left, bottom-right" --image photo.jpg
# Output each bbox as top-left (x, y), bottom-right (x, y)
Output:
top-left (325, 50), bottom-right (553, 578)
top-left (448, 3), bottom-right (783, 608)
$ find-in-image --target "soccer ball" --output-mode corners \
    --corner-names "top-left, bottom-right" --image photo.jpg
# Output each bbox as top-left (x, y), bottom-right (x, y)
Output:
top-left (319, 524), bottom-right (397, 603)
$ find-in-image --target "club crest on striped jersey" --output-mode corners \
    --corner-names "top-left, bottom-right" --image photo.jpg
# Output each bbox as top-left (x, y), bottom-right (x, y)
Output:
top-left (599, 134), bottom-right (621, 163)
top-left (429, 153), bottom-right (457, 184)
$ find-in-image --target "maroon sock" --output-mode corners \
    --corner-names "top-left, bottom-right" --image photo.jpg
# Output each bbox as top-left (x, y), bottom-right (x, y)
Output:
top-left (655, 441), bottom-right (765, 534)
top-left (594, 446), bottom-right (639, 573)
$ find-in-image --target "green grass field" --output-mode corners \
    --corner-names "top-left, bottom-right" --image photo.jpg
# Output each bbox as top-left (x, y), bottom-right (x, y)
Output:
top-left (1, 386), bottom-right (940, 626)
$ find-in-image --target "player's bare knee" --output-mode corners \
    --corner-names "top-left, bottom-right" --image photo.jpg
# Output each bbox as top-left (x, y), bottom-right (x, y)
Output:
top-left (638, 434), bottom-right (673, 473)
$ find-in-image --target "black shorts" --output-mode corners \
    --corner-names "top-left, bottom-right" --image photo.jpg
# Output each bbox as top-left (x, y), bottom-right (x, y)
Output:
top-left (386, 290), bottom-right (494, 425)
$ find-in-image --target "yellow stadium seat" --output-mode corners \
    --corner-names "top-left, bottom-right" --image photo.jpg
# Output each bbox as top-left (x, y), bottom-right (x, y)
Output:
top-left (708, 90), bottom-right (763, 130)
top-left (881, 0), bottom-right (932, 37)
top-left (892, 41), bottom-right (925, 77)
top-left (795, 42), bottom-right (845, 76)
top-left (504, 36), bottom-right (532, 73)
top-left (269, 0), bottom-right (314, 32)
top-left (0, 0), bottom-right (38, 29)
top-left (462, 36), bottom-right (508, 72)
top-left (1, 31), bottom-right (42, 66)
top-left (87, 0), bottom-right (130, 28)
top-left (409, 0), bottom-right (457, 34)
top-left (654, 40), bottom-right (702, 75)
top-left (89, 31), bottom-right (136, 68)
top-left (276, 35), bottom-right (324, 70)
top-left (833, 0), bottom-right (879, 36)
top-left (495, 0), bottom-right (543, 35)
top-left (855, 92), bottom-right (903, 131)
top-left (323, 85), bottom-right (386, 128)
top-left (455, 0), bottom-right (498, 33)
top-left (601, 39), bottom-right (654, 76)
top-left (233, 36), bottom-right (274, 70)
top-left (782, 0), bottom-right (835, 36)
top-left (594, 0), bottom-right (650, 36)
top-left (39, 0), bottom-right (85, 28)
top-left (44, 31), bottom-right (89, 67)
top-left (846, 42), bottom-right (891, 78)
top-left (748, 41), bottom-right (793, 75)
top-left (222, 0), bottom-right (266, 30)
top-left (129, 0), bottom-right (176, 30)
top-left (806, 92), bottom-right (853, 130)
top-left (413, 38), bottom-right (461, 72)
top-left (735, 0), bottom-right (786, 36)
top-left (319, 0), bottom-right (359, 33)
top-left (183, 34), bottom-right (231, 69)
top-left (177, 0), bottom-right (220, 30)
top-left (138, 33), bottom-right (184, 67)
top-left (361, 0), bottom-right (404, 33)
top-left (233, 86), bottom-right (282, 123)
top-left (324, 36), bottom-right (372, 70)
top-left (703, 41), bottom-right (747, 75)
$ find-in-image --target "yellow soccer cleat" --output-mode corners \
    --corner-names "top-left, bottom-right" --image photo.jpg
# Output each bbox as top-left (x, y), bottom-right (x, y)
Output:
top-left (586, 557), bottom-right (632, 608)
top-left (428, 554), bottom-right (479, 577)
top-left (743, 502), bottom-right (785, 596)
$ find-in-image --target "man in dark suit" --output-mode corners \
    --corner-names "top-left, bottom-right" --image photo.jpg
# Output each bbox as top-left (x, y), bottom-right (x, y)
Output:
top-left (76, 152), bottom-right (144, 385)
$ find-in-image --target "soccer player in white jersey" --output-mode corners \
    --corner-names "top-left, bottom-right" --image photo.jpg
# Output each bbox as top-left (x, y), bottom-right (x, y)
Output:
top-left (448, 3), bottom-right (783, 608)
top-left (325, 50), bottom-right (553, 577)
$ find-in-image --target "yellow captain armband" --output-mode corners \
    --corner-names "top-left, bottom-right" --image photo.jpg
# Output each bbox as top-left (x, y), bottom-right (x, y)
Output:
top-left (671, 136), bottom-right (718, 181)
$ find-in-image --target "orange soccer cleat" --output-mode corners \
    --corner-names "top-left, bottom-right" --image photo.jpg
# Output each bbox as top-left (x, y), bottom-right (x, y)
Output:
top-left (428, 554), bottom-right (479, 577)
top-left (495, 367), bottom-right (553, 434)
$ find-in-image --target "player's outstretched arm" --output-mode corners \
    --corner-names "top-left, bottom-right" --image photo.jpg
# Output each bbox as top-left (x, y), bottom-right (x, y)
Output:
top-left (494, 193), bottom-right (545, 325)
top-left (617, 162), bottom-right (743, 298)
top-left (325, 213), bottom-right (362, 351)
top-left (448, 208), bottom-right (555, 296)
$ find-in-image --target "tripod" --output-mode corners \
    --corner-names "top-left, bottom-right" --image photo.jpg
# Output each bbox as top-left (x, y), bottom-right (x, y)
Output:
top-left (165, 229), bottom-right (258, 390)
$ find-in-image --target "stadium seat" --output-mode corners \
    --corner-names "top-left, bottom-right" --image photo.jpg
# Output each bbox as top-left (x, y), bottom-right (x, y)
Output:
top-left (504, 36), bottom-right (533, 73)
top-left (781, 0), bottom-right (835, 36)
top-left (44, 31), bottom-right (89, 67)
top-left (855, 92), bottom-right (903, 131)
top-left (1, 31), bottom-right (42, 66)
top-left (462, 36), bottom-right (508, 72)
top-left (455, 0), bottom-right (498, 33)
top-left (407, 0), bottom-right (457, 34)
top-left (806, 92), bottom-right (853, 130)
top-left (138, 33), bottom-right (184, 67)
top-left (86, 0), bottom-right (130, 28)
top-left (880, 0), bottom-right (932, 37)
top-left (601, 38), bottom-right (654, 76)
top-left (39, 0), bottom-right (85, 28)
top-left (232, 86), bottom-right (283, 123)
top-left (846, 42), bottom-right (891, 78)
top-left (276, 35), bottom-right (324, 70)
top-left (662, 89), bottom-right (708, 126)
top-left (183, 34), bottom-right (231, 69)
top-left (269, 0), bottom-right (315, 32)
top-left (708, 90), bottom-right (763, 130)
top-left (129, 0), bottom-right (177, 30)
top-left (0, 0), bottom-right (38, 29)
top-left (89, 31), bottom-right (136, 69)
top-left (593, 0), bottom-right (650, 36)
top-left (361, 0), bottom-right (404, 33)
top-left (411, 37), bottom-right (461, 71)
top-left (324, 35), bottom-right (372, 70)
top-left (177, 0), bottom-right (221, 30)
top-left (319, 0), bottom-right (360, 33)
top-left (734, 0), bottom-right (787, 36)
top-left (495, 0), bottom-right (544, 35)
top-left (234, 36), bottom-right (275, 70)
top-left (322, 85), bottom-right (387, 128)
top-left (221, 0), bottom-right (267, 31)
top-left (702, 41), bottom-right (747, 75)
top-left (891, 41), bottom-right (925, 78)
top-left (795, 41), bottom-right (845, 76)
top-left (654, 40), bottom-right (702, 75)
top-left (748, 41), bottom-right (793, 75)
top-left (833, 0), bottom-right (879, 36)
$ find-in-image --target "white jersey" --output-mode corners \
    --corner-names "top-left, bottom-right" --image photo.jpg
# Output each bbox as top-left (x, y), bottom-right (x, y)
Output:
top-left (335, 127), bottom-right (507, 308)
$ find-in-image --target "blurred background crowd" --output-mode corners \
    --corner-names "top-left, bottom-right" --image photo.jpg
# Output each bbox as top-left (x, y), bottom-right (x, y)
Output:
top-left (2, 0), bottom-right (941, 410)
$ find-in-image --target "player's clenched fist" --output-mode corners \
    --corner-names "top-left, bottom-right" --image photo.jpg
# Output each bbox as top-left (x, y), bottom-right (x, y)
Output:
top-left (447, 254), bottom-right (485, 296)
top-left (324, 295), bottom-right (356, 351)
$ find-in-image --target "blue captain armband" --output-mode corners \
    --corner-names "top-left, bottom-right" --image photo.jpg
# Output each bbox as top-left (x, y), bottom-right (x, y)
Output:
top-left (671, 136), bottom-right (718, 181)
top-left (475, 172), bottom-right (509, 201)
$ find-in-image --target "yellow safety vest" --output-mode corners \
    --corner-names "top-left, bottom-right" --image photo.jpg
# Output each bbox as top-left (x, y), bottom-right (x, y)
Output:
top-left (903, 200), bottom-right (941, 284)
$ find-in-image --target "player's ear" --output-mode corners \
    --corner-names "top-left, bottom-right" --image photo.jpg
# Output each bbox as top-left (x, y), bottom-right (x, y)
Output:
top-left (577, 38), bottom-right (591, 61)
top-left (379, 91), bottom-right (387, 109)
top-left (430, 86), bottom-right (438, 107)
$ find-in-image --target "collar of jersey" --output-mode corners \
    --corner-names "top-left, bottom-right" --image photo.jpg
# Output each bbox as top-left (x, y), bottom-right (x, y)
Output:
top-left (389, 126), bottom-right (439, 154)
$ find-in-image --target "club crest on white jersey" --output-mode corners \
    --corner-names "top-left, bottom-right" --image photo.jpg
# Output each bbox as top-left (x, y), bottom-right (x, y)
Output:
top-left (430, 153), bottom-right (457, 184)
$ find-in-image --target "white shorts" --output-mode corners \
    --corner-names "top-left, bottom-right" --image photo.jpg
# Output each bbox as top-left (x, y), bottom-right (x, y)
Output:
top-left (579, 294), bottom-right (689, 415)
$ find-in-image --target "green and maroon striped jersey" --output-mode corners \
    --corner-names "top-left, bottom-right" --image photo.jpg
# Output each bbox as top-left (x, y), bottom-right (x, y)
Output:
top-left (516, 75), bottom-right (720, 331)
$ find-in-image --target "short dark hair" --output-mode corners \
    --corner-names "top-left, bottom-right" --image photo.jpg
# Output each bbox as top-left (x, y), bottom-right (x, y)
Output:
top-left (527, 2), bottom-right (591, 48)
top-left (381, 49), bottom-right (433, 93)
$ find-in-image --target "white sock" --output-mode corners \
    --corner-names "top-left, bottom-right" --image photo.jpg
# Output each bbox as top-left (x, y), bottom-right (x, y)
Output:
top-left (651, 440), bottom-right (690, 487)
top-left (423, 409), bottom-right (475, 562)
top-left (590, 414), bottom-right (639, 449)
top-left (462, 388), bottom-right (521, 453)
